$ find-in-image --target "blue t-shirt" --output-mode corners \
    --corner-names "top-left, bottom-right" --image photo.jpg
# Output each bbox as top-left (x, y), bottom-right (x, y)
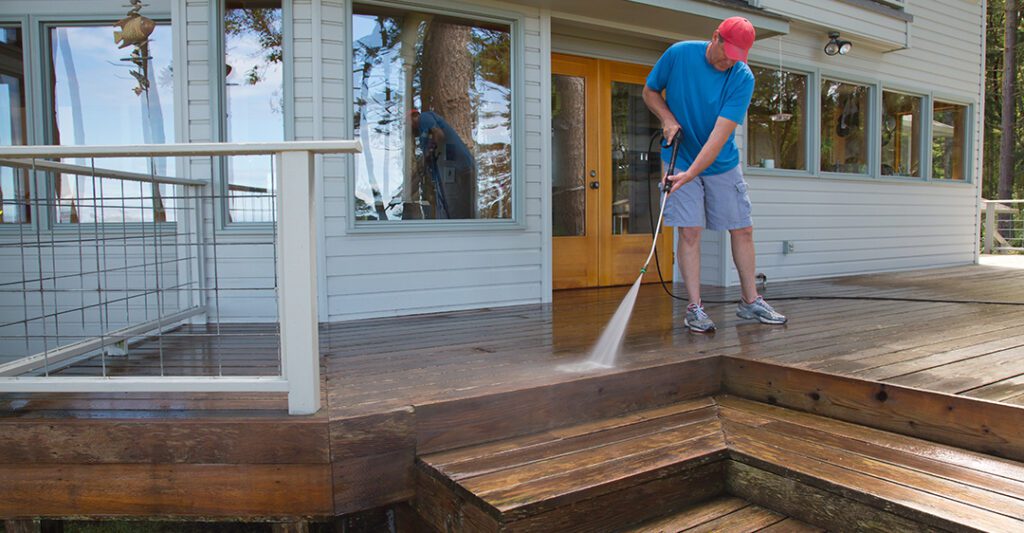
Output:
top-left (646, 41), bottom-right (755, 175)
top-left (417, 111), bottom-right (474, 170)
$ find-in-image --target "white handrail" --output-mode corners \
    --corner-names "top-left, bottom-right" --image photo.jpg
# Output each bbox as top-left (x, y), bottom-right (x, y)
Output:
top-left (0, 140), bottom-right (361, 159)
top-left (0, 158), bottom-right (206, 187)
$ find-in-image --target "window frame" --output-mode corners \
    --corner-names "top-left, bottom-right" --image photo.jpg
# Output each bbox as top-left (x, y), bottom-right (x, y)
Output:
top-left (744, 61), bottom-right (813, 178)
top-left (0, 17), bottom-right (33, 231)
top-left (35, 13), bottom-right (179, 233)
top-left (346, 0), bottom-right (527, 233)
top-left (817, 73), bottom-right (876, 180)
top-left (211, 0), bottom-right (293, 232)
top-left (878, 87), bottom-right (927, 181)
top-left (928, 96), bottom-right (973, 184)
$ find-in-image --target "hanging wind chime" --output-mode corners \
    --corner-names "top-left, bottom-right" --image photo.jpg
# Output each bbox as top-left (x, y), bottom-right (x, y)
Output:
top-left (770, 38), bottom-right (792, 122)
top-left (114, 0), bottom-right (157, 96)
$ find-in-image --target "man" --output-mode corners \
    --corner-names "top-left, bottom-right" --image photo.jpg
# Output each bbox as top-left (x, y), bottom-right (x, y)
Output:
top-left (409, 109), bottom-right (477, 219)
top-left (642, 17), bottom-right (786, 333)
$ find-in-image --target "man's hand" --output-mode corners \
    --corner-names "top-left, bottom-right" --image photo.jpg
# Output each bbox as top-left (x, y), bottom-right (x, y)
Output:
top-left (667, 170), bottom-right (695, 193)
top-left (663, 122), bottom-right (681, 145)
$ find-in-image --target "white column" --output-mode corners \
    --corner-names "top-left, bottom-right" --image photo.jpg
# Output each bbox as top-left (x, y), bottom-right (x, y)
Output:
top-left (276, 150), bottom-right (321, 415)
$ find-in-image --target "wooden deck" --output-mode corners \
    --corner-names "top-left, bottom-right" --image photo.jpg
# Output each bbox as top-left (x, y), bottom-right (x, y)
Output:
top-left (3, 263), bottom-right (1024, 525)
top-left (320, 262), bottom-right (1024, 416)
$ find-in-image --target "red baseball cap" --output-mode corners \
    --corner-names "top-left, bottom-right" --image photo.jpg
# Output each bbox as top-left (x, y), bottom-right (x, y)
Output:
top-left (717, 17), bottom-right (756, 63)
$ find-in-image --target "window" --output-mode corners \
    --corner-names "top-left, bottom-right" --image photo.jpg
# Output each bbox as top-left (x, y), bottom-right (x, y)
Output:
top-left (881, 91), bottom-right (922, 177)
top-left (48, 23), bottom-right (175, 223)
top-left (223, 0), bottom-right (283, 223)
top-left (747, 65), bottom-right (807, 171)
top-left (352, 5), bottom-right (513, 221)
top-left (0, 25), bottom-right (28, 223)
top-left (932, 101), bottom-right (967, 181)
top-left (820, 79), bottom-right (869, 174)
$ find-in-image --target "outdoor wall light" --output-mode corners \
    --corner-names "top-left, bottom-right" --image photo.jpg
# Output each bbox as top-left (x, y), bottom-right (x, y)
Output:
top-left (824, 32), bottom-right (852, 56)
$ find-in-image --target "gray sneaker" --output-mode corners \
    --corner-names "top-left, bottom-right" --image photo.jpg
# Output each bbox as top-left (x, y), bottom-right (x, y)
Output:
top-left (685, 304), bottom-right (716, 333)
top-left (737, 296), bottom-right (787, 325)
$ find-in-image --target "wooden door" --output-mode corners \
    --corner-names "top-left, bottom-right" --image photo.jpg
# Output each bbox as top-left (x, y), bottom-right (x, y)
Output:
top-left (552, 54), bottom-right (673, 289)
top-left (551, 55), bottom-right (600, 289)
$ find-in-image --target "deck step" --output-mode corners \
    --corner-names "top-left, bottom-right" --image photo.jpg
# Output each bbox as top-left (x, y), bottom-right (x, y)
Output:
top-left (414, 398), bottom-right (728, 532)
top-left (623, 495), bottom-right (824, 533)
top-left (719, 395), bottom-right (1024, 533)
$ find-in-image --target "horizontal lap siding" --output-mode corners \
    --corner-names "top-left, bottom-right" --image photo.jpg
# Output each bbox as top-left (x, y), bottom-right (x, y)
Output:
top-left (319, 1), bottom-right (547, 321)
top-left (730, 0), bottom-right (983, 285)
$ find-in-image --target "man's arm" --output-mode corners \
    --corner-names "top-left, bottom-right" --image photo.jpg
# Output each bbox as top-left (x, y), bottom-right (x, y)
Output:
top-left (667, 116), bottom-right (737, 193)
top-left (642, 86), bottom-right (680, 144)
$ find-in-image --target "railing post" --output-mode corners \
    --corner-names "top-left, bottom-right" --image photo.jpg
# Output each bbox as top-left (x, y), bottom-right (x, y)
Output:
top-left (276, 150), bottom-right (321, 415)
top-left (985, 201), bottom-right (995, 254)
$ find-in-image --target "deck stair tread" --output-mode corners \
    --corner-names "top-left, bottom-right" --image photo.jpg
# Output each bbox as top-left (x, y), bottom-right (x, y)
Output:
top-left (719, 395), bottom-right (1024, 532)
top-left (623, 496), bottom-right (823, 533)
top-left (417, 397), bottom-right (727, 524)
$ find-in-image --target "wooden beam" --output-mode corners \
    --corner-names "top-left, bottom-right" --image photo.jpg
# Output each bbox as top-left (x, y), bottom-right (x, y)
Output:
top-left (415, 356), bottom-right (721, 454)
top-left (721, 357), bottom-right (1024, 462)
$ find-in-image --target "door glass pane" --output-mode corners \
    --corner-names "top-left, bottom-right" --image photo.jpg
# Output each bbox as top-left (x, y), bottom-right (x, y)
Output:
top-left (552, 74), bottom-right (585, 237)
top-left (610, 81), bottom-right (659, 236)
top-left (0, 26), bottom-right (28, 223)
top-left (49, 24), bottom-right (175, 223)
top-left (224, 0), bottom-right (283, 223)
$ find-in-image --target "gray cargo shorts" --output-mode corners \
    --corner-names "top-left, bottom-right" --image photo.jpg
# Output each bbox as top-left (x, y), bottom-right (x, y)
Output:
top-left (663, 165), bottom-right (752, 230)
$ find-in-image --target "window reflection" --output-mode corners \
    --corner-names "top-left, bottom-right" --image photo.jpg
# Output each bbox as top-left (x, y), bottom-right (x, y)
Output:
top-left (933, 101), bottom-right (967, 180)
top-left (224, 0), bottom-right (282, 223)
top-left (881, 91), bottom-right (922, 177)
top-left (0, 26), bottom-right (28, 223)
top-left (820, 80), bottom-right (869, 174)
top-left (49, 24), bottom-right (175, 223)
top-left (352, 6), bottom-right (512, 221)
top-left (748, 65), bottom-right (806, 171)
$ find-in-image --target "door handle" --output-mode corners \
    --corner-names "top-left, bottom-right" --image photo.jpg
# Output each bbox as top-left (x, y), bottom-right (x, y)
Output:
top-left (589, 181), bottom-right (600, 189)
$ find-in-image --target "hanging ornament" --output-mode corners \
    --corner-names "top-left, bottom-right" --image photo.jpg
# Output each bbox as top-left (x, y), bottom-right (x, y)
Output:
top-left (114, 0), bottom-right (156, 96)
top-left (770, 38), bottom-right (792, 122)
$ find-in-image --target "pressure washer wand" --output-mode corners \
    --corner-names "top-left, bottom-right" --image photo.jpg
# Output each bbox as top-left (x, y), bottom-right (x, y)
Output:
top-left (639, 133), bottom-right (681, 276)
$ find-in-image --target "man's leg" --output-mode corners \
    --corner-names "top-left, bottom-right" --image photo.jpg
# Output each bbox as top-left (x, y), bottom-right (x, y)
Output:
top-left (729, 226), bottom-right (758, 304)
top-left (679, 226), bottom-right (703, 303)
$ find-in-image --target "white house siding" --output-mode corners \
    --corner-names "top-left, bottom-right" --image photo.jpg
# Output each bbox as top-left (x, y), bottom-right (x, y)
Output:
top-left (182, 0), bottom-right (279, 322)
top-left (318, 0), bottom-right (548, 321)
top-left (730, 0), bottom-right (984, 286)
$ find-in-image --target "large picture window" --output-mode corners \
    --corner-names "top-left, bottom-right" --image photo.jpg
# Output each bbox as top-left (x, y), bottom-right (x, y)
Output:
top-left (49, 23), bottom-right (175, 223)
top-left (223, 0), bottom-right (283, 223)
top-left (352, 5), bottom-right (513, 221)
top-left (0, 25), bottom-right (28, 224)
top-left (932, 101), bottom-right (967, 180)
top-left (821, 79), bottom-right (869, 175)
top-left (881, 91), bottom-right (922, 177)
top-left (747, 65), bottom-right (807, 171)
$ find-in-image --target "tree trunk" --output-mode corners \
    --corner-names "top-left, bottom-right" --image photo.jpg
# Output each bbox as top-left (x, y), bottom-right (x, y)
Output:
top-left (421, 21), bottom-right (475, 218)
top-left (999, 0), bottom-right (1017, 202)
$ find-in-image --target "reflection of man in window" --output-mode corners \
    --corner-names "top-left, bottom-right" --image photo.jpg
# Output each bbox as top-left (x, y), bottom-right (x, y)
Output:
top-left (410, 109), bottom-right (477, 219)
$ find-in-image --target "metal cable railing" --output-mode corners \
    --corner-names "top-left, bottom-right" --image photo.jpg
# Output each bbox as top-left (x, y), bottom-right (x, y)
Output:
top-left (0, 141), bottom-right (361, 415)
top-left (982, 199), bottom-right (1024, 254)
